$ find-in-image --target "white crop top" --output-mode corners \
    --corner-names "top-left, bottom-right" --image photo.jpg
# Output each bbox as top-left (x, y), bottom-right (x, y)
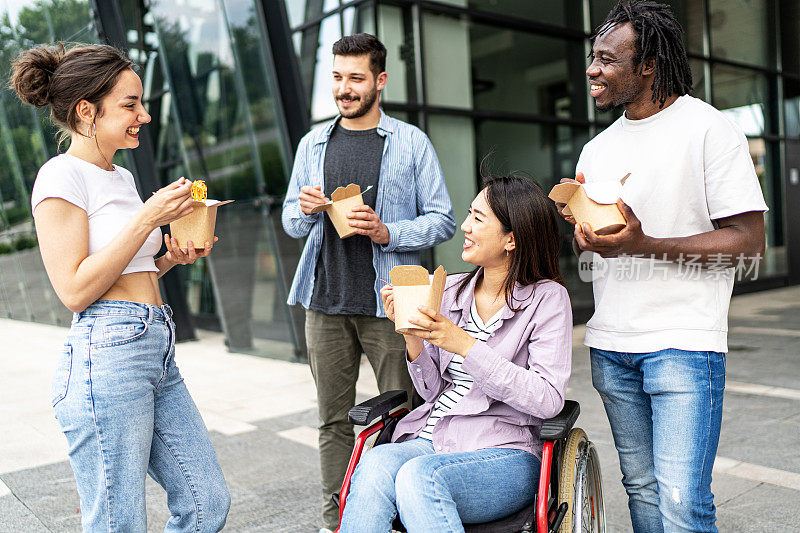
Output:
top-left (30, 153), bottom-right (162, 275)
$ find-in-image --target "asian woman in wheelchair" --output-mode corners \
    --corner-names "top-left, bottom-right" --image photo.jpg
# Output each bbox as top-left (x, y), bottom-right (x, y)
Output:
top-left (339, 175), bottom-right (573, 532)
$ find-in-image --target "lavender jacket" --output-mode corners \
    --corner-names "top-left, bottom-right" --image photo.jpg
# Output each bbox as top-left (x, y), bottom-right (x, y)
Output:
top-left (391, 271), bottom-right (572, 457)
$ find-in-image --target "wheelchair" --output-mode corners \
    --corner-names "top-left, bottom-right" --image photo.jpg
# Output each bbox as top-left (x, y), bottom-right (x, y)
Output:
top-left (334, 390), bottom-right (605, 533)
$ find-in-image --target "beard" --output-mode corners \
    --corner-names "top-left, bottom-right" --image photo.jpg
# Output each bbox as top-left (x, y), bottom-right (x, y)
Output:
top-left (594, 79), bottom-right (642, 113)
top-left (337, 85), bottom-right (379, 119)
top-left (595, 101), bottom-right (617, 113)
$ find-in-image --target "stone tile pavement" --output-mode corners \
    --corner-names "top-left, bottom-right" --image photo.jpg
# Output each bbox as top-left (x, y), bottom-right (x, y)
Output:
top-left (1, 285), bottom-right (799, 532)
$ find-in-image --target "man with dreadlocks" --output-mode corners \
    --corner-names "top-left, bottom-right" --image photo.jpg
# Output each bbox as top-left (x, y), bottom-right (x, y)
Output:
top-left (556, 1), bottom-right (768, 532)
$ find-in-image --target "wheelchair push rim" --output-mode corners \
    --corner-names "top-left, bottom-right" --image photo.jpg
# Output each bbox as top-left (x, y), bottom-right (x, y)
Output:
top-left (558, 428), bottom-right (606, 533)
top-left (574, 440), bottom-right (605, 532)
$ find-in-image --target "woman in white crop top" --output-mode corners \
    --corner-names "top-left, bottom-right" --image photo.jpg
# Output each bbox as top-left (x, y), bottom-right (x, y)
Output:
top-left (12, 43), bottom-right (230, 531)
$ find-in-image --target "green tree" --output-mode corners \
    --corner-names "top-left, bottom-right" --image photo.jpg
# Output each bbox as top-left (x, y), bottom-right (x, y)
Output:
top-left (16, 0), bottom-right (93, 45)
top-left (0, 0), bottom-right (94, 229)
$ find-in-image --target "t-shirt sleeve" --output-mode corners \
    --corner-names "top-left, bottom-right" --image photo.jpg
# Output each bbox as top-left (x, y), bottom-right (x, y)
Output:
top-left (704, 119), bottom-right (769, 220)
top-left (575, 146), bottom-right (588, 177)
top-left (31, 159), bottom-right (89, 213)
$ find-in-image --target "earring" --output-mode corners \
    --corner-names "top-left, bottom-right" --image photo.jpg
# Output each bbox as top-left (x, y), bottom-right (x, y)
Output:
top-left (506, 249), bottom-right (509, 257)
top-left (86, 123), bottom-right (96, 139)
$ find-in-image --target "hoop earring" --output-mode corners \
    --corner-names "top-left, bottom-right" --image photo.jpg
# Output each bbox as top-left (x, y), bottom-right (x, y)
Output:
top-left (86, 123), bottom-right (96, 139)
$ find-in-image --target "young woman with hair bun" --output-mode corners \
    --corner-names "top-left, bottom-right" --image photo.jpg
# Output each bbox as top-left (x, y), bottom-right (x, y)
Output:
top-left (11, 43), bottom-right (230, 532)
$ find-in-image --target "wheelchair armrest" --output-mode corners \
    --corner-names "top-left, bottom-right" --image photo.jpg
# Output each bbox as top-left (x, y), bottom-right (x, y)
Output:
top-left (539, 400), bottom-right (580, 441)
top-left (348, 390), bottom-right (408, 426)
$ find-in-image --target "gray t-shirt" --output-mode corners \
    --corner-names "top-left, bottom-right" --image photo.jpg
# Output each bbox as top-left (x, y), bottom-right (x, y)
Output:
top-left (310, 123), bottom-right (385, 315)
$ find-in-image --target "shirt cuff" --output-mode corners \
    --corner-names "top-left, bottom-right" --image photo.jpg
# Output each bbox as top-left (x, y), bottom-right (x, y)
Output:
top-left (461, 341), bottom-right (501, 384)
top-left (381, 222), bottom-right (400, 253)
top-left (407, 346), bottom-right (439, 387)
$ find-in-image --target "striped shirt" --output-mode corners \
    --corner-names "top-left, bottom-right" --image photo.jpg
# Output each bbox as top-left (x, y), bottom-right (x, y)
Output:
top-left (419, 298), bottom-right (505, 440)
top-left (281, 110), bottom-right (456, 317)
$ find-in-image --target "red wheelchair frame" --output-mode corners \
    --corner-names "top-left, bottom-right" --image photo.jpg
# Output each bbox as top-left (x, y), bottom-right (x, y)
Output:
top-left (334, 391), bottom-right (604, 533)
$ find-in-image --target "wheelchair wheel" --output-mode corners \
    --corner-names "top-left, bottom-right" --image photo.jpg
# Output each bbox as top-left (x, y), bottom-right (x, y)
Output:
top-left (558, 428), bottom-right (605, 532)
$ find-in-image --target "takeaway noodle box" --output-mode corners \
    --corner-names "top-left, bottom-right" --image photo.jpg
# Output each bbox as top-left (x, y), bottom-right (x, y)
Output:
top-left (548, 173), bottom-right (631, 235)
top-left (309, 183), bottom-right (373, 239)
top-left (390, 265), bottom-right (447, 334)
top-left (169, 198), bottom-right (234, 250)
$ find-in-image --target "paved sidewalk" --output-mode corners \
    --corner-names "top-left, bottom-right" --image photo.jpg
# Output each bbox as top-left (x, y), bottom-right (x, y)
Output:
top-left (1, 286), bottom-right (798, 532)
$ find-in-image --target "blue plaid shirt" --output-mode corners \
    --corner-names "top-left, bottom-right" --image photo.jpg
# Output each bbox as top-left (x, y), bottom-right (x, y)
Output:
top-left (282, 110), bottom-right (456, 317)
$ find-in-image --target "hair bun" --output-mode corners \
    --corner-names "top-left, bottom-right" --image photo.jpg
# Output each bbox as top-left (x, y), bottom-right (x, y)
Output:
top-left (10, 44), bottom-right (66, 108)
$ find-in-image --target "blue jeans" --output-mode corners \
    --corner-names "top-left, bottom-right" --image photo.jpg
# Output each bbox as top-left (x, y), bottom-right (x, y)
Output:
top-left (590, 348), bottom-right (725, 533)
top-left (53, 300), bottom-right (230, 532)
top-left (339, 438), bottom-right (541, 533)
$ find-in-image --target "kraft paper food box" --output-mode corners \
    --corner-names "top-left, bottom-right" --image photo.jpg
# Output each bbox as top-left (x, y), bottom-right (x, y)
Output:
top-left (169, 180), bottom-right (233, 250)
top-left (390, 265), bottom-right (447, 334)
top-left (309, 183), bottom-right (373, 239)
top-left (548, 173), bottom-right (631, 235)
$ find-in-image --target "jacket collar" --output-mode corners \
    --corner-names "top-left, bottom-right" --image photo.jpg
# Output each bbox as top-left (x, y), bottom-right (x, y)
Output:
top-left (449, 267), bottom-right (538, 321)
top-left (312, 108), bottom-right (394, 145)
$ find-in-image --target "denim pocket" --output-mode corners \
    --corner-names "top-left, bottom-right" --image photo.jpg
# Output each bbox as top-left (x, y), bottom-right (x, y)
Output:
top-left (51, 345), bottom-right (72, 407)
top-left (91, 316), bottom-right (149, 348)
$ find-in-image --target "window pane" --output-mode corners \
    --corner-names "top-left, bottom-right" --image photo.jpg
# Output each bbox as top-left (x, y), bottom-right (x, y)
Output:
top-left (476, 121), bottom-right (589, 185)
top-left (343, 3), bottom-right (375, 36)
top-left (428, 0), bottom-right (583, 29)
top-left (324, 0), bottom-right (339, 14)
top-left (424, 13), bottom-right (587, 118)
top-left (690, 58), bottom-right (707, 102)
top-left (422, 11), bottom-right (472, 109)
top-left (151, 0), bottom-right (257, 195)
top-left (471, 26), bottom-right (584, 117)
top-left (591, 0), bottom-right (617, 29)
top-left (785, 78), bottom-right (800, 138)
top-left (0, 0), bottom-right (94, 326)
top-left (475, 120), bottom-right (593, 308)
top-left (427, 115), bottom-right (477, 272)
top-left (384, 109), bottom-right (410, 123)
top-left (310, 15), bottom-right (341, 121)
top-left (590, 1), bottom-right (702, 55)
top-left (296, 17), bottom-right (343, 122)
top-left (708, 0), bottom-right (771, 68)
top-left (284, 0), bottom-right (305, 29)
top-left (222, 0), bottom-right (292, 196)
top-left (745, 139), bottom-right (785, 278)
top-left (780, 0), bottom-right (800, 76)
top-left (712, 66), bottom-right (772, 136)
top-left (284, 0), bottom-right (339, 28)
top-left (682, 0), bottom-right (705, 56)
top-left (149, 0), bottom-right (295, 352)
top-left (377, 5), bottom-right (411, 103)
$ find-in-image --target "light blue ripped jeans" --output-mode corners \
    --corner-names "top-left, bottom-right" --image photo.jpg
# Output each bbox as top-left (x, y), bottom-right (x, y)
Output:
top-left (591, 348), bottom-right (725, 533)
top-left (52, 300), bottom-right (230, 532)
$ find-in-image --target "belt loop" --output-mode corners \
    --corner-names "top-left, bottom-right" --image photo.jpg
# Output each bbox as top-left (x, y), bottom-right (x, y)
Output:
top-left (148, 305), bottom-right (154, 324)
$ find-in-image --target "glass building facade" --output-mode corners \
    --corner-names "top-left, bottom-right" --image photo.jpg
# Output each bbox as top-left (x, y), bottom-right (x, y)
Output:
top-left (0, 0), bottom-right (797, 358)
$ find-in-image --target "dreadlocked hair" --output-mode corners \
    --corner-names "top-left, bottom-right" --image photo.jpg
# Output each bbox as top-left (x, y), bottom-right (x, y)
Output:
top-left (592, 0), bottom-right (693, 108)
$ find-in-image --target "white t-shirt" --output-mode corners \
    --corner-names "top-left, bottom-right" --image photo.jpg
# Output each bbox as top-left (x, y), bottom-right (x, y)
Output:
top-left (576, 95), bottom-right (768, 353)
top-left (31, 153), bottom-right (161, 275)
top-left (418, 298), bottom-right (504, 440)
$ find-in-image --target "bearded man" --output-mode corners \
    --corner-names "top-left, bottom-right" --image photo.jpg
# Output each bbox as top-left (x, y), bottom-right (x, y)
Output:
top-left (281, 33), bottom-right (455, 533)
